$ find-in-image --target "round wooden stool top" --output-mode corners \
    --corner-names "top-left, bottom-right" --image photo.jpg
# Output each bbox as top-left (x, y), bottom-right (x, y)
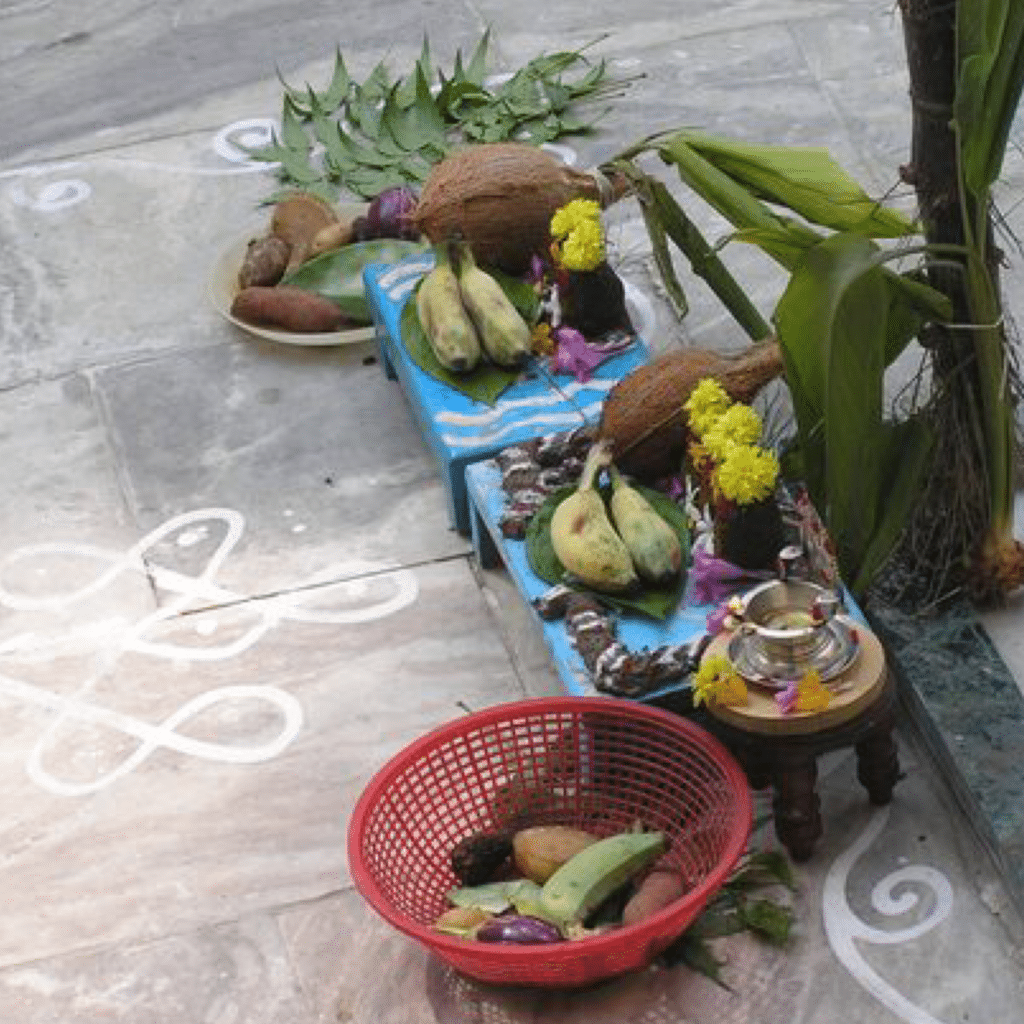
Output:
top-left (701, 620), bottom-right (887, 736)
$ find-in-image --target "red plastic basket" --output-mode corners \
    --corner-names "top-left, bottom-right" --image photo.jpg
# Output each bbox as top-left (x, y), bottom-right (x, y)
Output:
top-left (347, 696), bottom-right (752, 989)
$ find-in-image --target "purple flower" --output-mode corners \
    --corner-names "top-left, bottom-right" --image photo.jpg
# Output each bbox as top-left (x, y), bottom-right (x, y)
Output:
top-left (548, 327), bottom-right (608, 382)
top-left (775, 681), bottom-right (799, 714)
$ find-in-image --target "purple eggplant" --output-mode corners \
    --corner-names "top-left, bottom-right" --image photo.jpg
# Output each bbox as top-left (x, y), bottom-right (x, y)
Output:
top-left (475, 915), bottom-right (564, 945)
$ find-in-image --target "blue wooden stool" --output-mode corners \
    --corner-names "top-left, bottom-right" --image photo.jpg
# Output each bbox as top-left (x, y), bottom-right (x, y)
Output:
top-left (465, 457), bottom-right (872, 708)
top-left (464, 458), bottom-right (712, 702)
top-left (363, 256), bottom-right (651, 535)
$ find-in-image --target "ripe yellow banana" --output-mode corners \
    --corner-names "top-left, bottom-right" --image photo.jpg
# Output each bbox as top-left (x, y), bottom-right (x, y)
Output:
top-left (415, 245), bottom-right (482, 373)
top-left (549, 441), bottom-right (639, 593)
top-left (609, 466), bottom-right (683, 585)
top-left (455, 242), bottom-right (533, 368)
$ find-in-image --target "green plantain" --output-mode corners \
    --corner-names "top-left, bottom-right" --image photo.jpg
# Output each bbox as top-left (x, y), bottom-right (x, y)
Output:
top-left (549, 441), bottom-right (639, 593)
top-left (608, 466), bottom-right (683, 584)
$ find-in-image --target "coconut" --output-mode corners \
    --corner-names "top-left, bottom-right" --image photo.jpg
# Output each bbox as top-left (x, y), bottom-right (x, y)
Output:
top-left (598, 340), bottom-right (785, 482)
top-left (412, 143), bottom-right (625, 274)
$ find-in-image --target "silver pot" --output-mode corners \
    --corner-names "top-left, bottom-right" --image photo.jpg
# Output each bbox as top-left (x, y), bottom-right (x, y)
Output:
top-left (735, 579), bottom-right (843, 670)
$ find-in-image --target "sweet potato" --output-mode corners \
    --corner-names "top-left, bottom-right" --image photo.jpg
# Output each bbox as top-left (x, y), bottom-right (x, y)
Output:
top-left (621, 869), bottom-right (687, 927)
top-left (230, 286), bottom-right (347, 333)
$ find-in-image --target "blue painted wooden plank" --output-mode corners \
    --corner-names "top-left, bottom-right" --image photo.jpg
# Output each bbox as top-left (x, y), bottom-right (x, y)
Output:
top-left (465, 458), bottom-right (710, 701)
top-left (363, 255), bottom-right (651, 535)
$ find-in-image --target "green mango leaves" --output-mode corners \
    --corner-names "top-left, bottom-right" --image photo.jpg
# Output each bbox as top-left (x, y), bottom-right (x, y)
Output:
top-left (249, 32), bottom-right (641, 201)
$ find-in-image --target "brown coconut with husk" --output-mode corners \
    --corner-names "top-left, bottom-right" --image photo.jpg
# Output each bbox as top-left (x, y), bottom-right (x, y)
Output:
top-left (599, 339), bottom-right (786, 483)
top-left (411, 142), bottom-right (627, 275)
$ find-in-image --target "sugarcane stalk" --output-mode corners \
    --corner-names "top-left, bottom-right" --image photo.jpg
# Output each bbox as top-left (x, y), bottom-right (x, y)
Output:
top-left (610, 160), bottom-right (773, 341)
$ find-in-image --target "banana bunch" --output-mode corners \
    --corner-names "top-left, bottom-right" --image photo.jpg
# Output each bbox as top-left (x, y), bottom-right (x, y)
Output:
top-left (550, 440), bottom-right (683, 593)
top-left (415, 241), bottom-right (532, 373)
top-left (415, 244), bottom-right (481, 373)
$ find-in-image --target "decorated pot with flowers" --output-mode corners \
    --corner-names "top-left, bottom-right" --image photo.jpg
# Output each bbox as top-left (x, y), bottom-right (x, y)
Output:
top-left (683, 378), bottom-right (784, 572)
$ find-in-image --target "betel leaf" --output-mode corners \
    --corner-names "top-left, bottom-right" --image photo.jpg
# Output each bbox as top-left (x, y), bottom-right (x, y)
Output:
top-left (739, 898), bottom-right (793, 946)
top-left (399, 300), bottom-right (521, 406)
top-left (484, 268), bottom-right (542, 325)
top-left (524, 484), bottom-right (690, 621)
top-left (281, 239), bottom-right (428, 321)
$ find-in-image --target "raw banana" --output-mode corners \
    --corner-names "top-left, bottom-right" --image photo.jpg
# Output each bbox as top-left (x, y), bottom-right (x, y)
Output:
top-left (455, 241), bottom-right (533, 368)
top-left (609, 466), bottom-right (683, 585)
top-left (549, 441), bottom-right (639, 593)
top-left (416, 245), bottom-right (482, 373)
top-left (539, 830), bottom-right (667, 925)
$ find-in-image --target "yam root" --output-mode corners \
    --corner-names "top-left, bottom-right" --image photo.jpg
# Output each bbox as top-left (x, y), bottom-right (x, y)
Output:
top-left (598, 340), bottom-right (785, 482)
top-left (621, 869), bottom-right (688, 927)
top-left (270, 193), bottom-right (338, 273)
top-left (230, 286), bottom-right (348, 333)
top-left (237, 235), bottom-right (291, 289)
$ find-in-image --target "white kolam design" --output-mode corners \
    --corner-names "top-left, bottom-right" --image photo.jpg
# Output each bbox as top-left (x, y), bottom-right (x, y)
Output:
top-left (823, 805), bottom-right (955, 1024)
top-left (0, 508), bottom-right (418, 796)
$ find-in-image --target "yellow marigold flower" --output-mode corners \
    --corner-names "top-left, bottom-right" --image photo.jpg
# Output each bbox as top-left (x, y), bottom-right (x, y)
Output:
top-left (559, 218), bottom-right (605, 271)
top-left (715, 444), bottom-right (780, 506)
top-left (795, 669), bottom-right (831, 713)
top-left (702, 404), bottom-right (763, 461)
top-left (687, 440), bottom-right (714, 476)
top-left (531, 322), bottom-right (555, 356)
top-left (692, 654), bottom-right (747, 708)
top-left (684, 378), bottom-right (732, 437)
top-left (550, 198), bottom-right (601, 239)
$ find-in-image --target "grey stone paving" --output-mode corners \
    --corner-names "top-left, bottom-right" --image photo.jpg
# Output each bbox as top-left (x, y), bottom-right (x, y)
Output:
top-left (3, 2), bottom-right (1024, 1021)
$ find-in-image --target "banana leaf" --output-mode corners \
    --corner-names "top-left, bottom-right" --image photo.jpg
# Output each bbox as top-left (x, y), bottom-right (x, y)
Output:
top-left (525, 484), bottom-right (690, 620)
top-left (399, 301), bottom-right (521, 406)
top-left (281, 239), bottom-right (428, 322)
top-left (773, 232), bottom-right (936, 593)
top-left (955, 0), bottom-right (1024, 194)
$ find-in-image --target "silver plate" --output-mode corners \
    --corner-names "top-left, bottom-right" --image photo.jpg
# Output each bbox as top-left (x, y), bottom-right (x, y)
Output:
top-left (727, 616), bottom-right (860, 690)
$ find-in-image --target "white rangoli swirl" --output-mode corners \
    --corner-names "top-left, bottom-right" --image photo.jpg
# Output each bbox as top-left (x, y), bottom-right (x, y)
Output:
top-left (823, 805), bottom-right (955, 1024)
top-left (0, 508), bottom-right (418, 796)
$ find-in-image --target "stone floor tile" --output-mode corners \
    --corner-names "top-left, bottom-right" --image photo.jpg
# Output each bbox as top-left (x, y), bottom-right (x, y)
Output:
top-left (0, 559), bottom-right (524, 967)
top-left (94, 336), bottom-right (469, 599)
top-left (0, 912), bottom-right (314, 1024)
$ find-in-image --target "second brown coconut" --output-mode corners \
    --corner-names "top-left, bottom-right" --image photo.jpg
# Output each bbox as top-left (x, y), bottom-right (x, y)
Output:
top-left (598, 340), bottom-right (786, 483)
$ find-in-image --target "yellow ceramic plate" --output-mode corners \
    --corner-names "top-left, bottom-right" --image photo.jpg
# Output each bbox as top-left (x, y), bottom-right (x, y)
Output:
top-left (208, 203), bottom-right (375, 347)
